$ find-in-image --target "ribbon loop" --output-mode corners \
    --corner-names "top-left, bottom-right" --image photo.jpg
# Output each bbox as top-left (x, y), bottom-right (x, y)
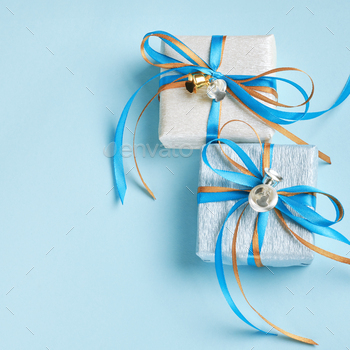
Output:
top-left (203, 139), bottom-right (262, 185)
top-left (209, 35), bottom-right (225, 71)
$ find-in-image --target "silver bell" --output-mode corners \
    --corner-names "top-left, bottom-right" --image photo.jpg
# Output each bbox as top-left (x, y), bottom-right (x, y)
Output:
top-left (248, 168), bottom-right (283, 212)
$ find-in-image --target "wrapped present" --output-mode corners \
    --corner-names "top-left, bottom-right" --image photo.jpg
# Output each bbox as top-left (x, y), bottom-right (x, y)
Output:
top-left (113, 31), bottom-right (350, 203)
top-left (196, 136), bottom-right (350, 344)
top-left (197, 143), bottom-right (318, 267)
top-left (159, 35), bottom-right (277, 148)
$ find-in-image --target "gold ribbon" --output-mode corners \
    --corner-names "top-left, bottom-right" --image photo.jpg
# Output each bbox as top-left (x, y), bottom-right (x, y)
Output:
top-left (231, 206), bottom-right (318, 345)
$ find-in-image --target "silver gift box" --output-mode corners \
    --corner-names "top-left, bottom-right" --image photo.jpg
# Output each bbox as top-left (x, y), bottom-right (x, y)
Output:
top-left (159, 35), bottom-right (277, 149)
top-left (196, 143), bottom-right (318, 267)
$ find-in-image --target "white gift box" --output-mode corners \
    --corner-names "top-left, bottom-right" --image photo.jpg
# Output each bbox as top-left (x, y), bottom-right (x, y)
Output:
top-left (196, 143), bottom-right (318, 267)
top-left (159, 35), bottom-right (277, 149)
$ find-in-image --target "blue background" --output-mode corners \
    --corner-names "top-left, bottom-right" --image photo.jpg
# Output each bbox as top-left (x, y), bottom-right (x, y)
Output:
top-left (0, 0), bottom-right (350, 349)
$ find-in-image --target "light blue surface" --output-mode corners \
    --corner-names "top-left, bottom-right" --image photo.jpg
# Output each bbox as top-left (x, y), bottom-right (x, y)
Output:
top-left (1, 0), bottom-right (350, 349)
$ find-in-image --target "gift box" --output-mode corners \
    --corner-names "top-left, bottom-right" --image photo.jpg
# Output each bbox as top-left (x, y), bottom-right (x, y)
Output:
top-left (158, 35), bottom-right (277, 149)
top-left (196, 143), bottom-right (318, 267)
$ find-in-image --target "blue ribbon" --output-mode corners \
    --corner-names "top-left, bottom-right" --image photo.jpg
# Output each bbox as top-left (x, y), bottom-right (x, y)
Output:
top-left (197, 139), bottom-right (349, 335)
top-left (114, 31), bottom-right (350, 203)
top-left (206, 35), bottom-right (224, 143)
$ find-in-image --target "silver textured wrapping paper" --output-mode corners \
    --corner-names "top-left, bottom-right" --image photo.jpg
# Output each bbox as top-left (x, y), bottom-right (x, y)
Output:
top-left (197, 144), bottom-right (318, 267)
top-left (159, 35), bottom-right (277, 149)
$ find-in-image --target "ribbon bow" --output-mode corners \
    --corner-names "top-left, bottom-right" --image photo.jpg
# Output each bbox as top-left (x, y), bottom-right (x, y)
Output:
top-left (114, 31), bottom-right (350, 203)
top-left (197, 123), bottom-right (350, 345)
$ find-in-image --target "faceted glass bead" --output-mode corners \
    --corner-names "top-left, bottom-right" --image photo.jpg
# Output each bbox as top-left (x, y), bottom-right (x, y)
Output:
top-left (248, 184), bottom-right (279, 212)
top-left (207, 79), bottom-right (227, 102)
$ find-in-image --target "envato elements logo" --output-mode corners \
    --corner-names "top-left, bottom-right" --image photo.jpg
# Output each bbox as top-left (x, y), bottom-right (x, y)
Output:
top-left (103, 142), bottom-right (194, 158)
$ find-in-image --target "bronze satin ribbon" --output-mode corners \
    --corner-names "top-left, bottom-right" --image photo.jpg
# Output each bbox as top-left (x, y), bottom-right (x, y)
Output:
top-left (231, 206), bottom-right (318, 345)
top-left (217, 120), bottom-right (264, 177)
top-left (251, 143), bottom-right (271, 267)
top-left (132, 74), bottom-right (189, 200)
top-left (197, 136), bottom-right (347, 345)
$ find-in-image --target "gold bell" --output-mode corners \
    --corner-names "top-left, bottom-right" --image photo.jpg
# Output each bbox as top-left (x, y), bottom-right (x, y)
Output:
top-left (185, 73), bottom-right (210, 93)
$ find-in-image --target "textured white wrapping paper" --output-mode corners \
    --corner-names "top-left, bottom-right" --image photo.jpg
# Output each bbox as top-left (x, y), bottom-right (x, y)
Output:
top-left (197, 144), bottom-right (318, 267)
top-left (159, 35), bottom-right (277, 149)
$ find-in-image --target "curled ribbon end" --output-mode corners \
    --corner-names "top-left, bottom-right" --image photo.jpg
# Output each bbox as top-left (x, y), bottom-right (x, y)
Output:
top-left (297, 336), bottom-right (318, 346)
top-left (305, 339), bottom-right (318, 346)
top-left (147, 188), bottom-right (156, 200)
top-left (318, 151), bottom-right (331, 164)
top-left (117, 189), bottom-right (126, 205)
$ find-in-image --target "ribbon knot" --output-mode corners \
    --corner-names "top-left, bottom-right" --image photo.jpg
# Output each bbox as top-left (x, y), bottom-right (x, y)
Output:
top-left (212, 72), bottom-right (224, 79)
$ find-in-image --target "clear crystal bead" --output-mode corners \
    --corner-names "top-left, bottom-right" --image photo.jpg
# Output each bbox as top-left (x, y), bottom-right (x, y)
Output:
top-left (206, 79), bottom-right (227, 102)
top-left (248, 184), bottom-right (279, 212)
top-left (248, 169), bottom-right (282, 212)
